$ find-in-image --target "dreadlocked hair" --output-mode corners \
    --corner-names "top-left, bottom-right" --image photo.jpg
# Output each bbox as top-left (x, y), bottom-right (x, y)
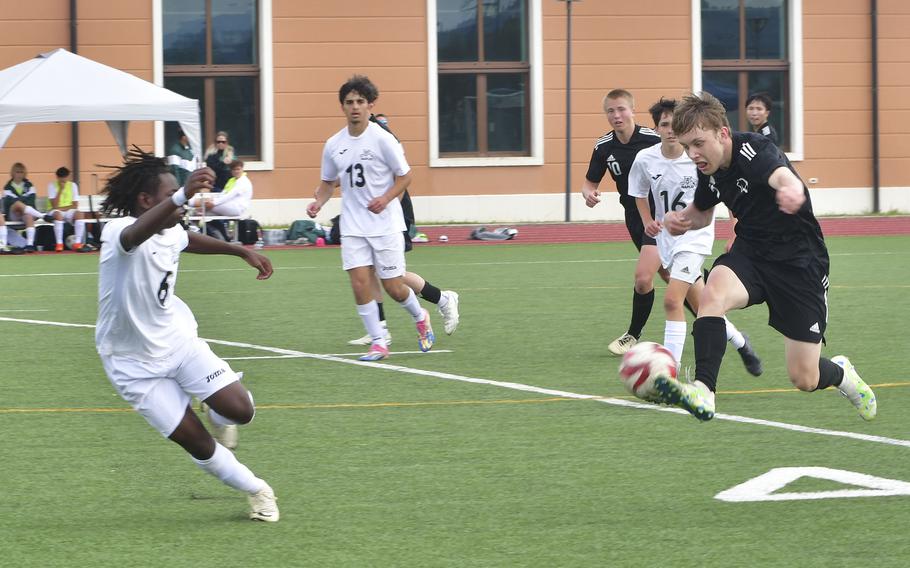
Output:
top-left (100, 146), bottom-right (171, 217)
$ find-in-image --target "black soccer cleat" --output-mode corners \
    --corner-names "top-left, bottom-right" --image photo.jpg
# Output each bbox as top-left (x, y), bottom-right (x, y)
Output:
top-left (737, 333), bottom-right (763, 376)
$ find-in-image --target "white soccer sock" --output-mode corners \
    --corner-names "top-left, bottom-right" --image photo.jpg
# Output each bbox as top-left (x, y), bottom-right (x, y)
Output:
top-left (192, 442), bottom-right (267, 494)
top-left (74, 219), bottom-right (86, 244)
top-left (724, 317), bottom-right (746, 349)
top-left (398, 288), bottom-right (424, 321)
top-left (53, 220), bottom-right (64, 244)
top-left (25, 227), bottom-right (35, 246)
top-left (0, 225), bottom-right (6, 246)
top-left (24, 205), bottom-right (43, 219)
top-left (664, 320), bottom-right (688, 367)
top-left (356, 300), bottom-right (387, 347)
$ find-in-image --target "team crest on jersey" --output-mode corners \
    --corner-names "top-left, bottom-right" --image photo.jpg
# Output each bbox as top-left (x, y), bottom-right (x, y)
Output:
top-left (359, 149), bottom-right (376, 161)
top-left (681, 176), bottom-right (697, 191)
top-left (736, 178), bottom-right (749, 193)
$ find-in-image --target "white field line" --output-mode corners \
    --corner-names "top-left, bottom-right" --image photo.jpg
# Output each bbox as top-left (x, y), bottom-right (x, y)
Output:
top-left (2, 315), bottom-right (909, 450)
top-left (222, 349), bottom-right (453, 360)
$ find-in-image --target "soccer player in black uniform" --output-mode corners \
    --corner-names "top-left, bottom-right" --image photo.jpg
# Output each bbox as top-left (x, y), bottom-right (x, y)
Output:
top-left (745, 92), bottom-right (779, 146)
top-left (657, 91), bottom-right (876, 422)
top-left (581, 89), bottom-right (663, 356)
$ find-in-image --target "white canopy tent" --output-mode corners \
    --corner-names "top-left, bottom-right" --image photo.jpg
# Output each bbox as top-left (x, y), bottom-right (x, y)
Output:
top-left (0, 48), bottom-right (201, 161)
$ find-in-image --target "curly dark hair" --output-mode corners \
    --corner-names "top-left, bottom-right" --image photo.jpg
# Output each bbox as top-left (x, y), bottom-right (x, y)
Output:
top-left (100, 146), bottom-right (171, 217)
top-left (648, 97), bottom-right (678, 127)
top-left (339, 75), bottom-right (379, 104)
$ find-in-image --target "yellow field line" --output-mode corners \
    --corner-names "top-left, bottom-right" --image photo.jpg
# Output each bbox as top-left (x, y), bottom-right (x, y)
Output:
top-left (2, 382), bottom-right (907, 415)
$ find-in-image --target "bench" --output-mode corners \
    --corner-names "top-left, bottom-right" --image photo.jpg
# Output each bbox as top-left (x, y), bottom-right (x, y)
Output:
top-left (185, 192), bottom-right (250, 242)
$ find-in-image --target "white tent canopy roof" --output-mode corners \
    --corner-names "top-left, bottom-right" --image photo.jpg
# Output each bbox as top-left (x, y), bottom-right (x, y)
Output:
top-left (0, 48), bottom-right (201, 158)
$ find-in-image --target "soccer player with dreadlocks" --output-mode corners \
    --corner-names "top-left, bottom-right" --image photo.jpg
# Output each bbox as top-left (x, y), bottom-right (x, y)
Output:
top-left (95, 148), bottom-right (279, 522)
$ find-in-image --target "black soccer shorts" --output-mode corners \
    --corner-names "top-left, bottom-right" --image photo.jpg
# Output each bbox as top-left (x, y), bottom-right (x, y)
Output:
top-left (712, 251), bottom-right (830, 343)
top-left (623, 204), bottom-right (657, 251)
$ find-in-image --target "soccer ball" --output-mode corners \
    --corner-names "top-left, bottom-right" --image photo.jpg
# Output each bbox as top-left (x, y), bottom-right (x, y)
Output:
top-left (618, 342), bottom-right (678, 399)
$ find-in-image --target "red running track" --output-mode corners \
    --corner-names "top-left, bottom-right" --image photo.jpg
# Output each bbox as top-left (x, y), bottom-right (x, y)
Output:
top-left (15, 216), bottom-right (910, 255)
top-left (409, 216), bottom-right (910, 246)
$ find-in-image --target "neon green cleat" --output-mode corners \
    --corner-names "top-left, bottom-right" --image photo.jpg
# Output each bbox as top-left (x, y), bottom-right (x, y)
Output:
top-left (831, 356), bottom-right (877, 421)
top-left (653, 375), bottom-right (716, 421)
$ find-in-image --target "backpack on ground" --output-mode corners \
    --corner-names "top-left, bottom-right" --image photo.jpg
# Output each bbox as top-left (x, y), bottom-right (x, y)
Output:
top-left (237, 219), bottom-right (261, 245)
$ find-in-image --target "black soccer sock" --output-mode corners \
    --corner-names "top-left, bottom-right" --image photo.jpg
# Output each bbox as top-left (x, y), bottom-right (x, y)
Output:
top-left (376, 301), bottom-right (386, 323)
top-left (628, 289), bottom-right (654, 339)
top-left (419, 281), bottom-right (442, 304)
top-left (683, 298), bottom-right (697, 318)
top-left (814, 358), bottom-right (845, 391)
top-left (692, 316), bottom-right (728, 392)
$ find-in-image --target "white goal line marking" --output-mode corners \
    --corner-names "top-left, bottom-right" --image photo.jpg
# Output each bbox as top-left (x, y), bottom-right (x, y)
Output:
top-left (2, 315), bottom-right (908, 450)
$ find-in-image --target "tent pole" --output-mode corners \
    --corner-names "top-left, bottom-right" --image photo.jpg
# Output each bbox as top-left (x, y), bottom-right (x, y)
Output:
top-left (71, 0), bottom-right (80, 186)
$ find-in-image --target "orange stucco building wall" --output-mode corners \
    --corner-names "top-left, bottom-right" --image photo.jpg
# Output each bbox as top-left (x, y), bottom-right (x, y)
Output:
top-left (0, 0), bottom-right (906, 215)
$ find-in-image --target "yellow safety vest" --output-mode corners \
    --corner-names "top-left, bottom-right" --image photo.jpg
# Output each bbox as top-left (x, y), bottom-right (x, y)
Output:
top-left (55, 181), bottom-right (75, 208)
top-left (222, 173), bottom-right (245, 194)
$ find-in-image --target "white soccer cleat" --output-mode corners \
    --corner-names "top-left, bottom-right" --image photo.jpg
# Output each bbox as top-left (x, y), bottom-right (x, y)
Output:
top-left (608, 332), bottom-right (638, 356)
top-left (348, 327), bottom-right (392, 346)
top-left (200, 401), bottom-right (239, 450)
top-left (248, 484), bottom-right (279, 522)
top-left (437, 290), bottom-right (460, 335)
top-left (832, 355), bottom-right (877, 421)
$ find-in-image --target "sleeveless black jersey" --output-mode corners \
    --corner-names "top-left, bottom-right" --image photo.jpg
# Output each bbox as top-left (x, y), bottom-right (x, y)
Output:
top-left (585, 124), bottom-right (660, 208)
top-left (692, 132), bottom-right (827, 265)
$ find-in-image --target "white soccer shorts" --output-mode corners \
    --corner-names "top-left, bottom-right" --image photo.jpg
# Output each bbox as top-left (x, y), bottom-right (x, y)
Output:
top-left (666, 250), bottom-right (707, 284)
top-left (101, 338), bottom-right (240, 437)
top-left (341, 233), bottom-right (406, 278)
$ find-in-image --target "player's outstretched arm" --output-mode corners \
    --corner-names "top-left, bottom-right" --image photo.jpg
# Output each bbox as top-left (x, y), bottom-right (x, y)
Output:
top-left (665, 203), bottom-right (714, 236)
top-left (120, 167), bottom-right (215, 251)
top-left (368, 171), bottom-right (412, 214)
top-left (307, 180), bottom-right (336, 218)
top-left (635, 197), bottom-right (661, 237)
top-left (768, 166), bottom-right (806, 214)
top-left (581, 179), bottom-right (601, 208)
top-left (185, 231), bottom-right (273, 279)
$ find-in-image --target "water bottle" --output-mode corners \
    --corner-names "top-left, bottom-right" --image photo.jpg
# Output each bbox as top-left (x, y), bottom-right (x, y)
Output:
top-left (254, 227), bottom-right (265, 249)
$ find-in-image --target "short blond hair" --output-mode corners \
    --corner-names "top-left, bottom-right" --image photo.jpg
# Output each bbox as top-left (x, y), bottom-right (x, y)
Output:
top-left (672, 91), bottom-right (730, 137)
top-left (602, 89), bottom-right (634, 112)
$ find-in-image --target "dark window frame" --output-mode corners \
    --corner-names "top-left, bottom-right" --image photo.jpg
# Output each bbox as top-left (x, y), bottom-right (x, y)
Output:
top-left (163, 0), bottom-right (261, 159)
top-left (437, 0), bottom-right (531, 157)
top-left (701, 0), bottom-right (789, 149)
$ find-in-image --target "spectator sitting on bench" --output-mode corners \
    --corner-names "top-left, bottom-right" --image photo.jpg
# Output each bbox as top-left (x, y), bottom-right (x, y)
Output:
top-left (2, 162), bottom-right (48, 252)
top-left (189, 160), bottom-right (252, 241)
top-left (45, 166), bottom-right (96, 252)
top-left (0, 211), bottom-right (18, 254)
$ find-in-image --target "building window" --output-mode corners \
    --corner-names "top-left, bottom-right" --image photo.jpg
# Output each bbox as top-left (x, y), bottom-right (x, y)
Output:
top-left (162, 0), bottom-right (260, 159)
top-left (701, 0), bottom-right (789, 150)
top-left (436, 0), bottom-right (530, 157)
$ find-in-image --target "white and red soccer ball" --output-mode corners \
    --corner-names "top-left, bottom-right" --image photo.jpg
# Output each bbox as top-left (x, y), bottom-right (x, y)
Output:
top-left (618, 342), bottom-right (678, 399)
